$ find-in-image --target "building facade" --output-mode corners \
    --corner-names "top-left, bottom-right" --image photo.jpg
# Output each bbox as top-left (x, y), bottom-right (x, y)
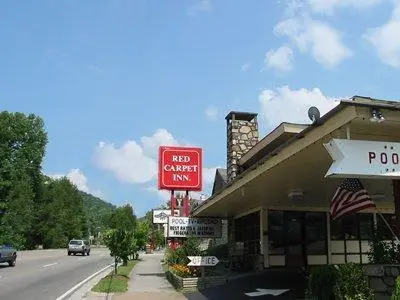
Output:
top-left (192, 96), bottom-right (400, 270)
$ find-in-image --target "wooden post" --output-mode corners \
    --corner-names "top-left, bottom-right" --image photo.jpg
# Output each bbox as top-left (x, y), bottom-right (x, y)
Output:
top-left (393, 180), bottom-right (400, 236)
top-left (201, 266), bottom-right (205, 289)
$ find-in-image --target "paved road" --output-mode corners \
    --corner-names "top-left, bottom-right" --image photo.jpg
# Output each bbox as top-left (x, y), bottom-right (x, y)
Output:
top-left (185, 269), bottom-right (307, 300)
top-left (0, 248), bottom-right (113, 300)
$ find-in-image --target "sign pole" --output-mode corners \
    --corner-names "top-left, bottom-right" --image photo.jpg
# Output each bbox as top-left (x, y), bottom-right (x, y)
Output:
top-left (183, 190), bottom-right (190, 217)
top-left (170, 190), bottom-right (175, 216)
top-left (201, 266), bottom-right (205, 288)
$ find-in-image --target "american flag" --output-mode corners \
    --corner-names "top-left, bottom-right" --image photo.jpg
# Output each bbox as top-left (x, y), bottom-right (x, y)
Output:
top-left (330, 178), bottom-right (376, 220)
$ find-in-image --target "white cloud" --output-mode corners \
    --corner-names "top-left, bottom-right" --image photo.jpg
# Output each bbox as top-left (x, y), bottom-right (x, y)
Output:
top-left (264, 45), bottom-right (294, 72)
top-left (274, 16), bottom-right (352, 68)
top-left (307, 0), bottom-right (385, 15)
top-left (187, 0), bottom-right (212, 16)
top-left (48, 168), bottom-right (103, 198)
top-left (205, 105), bottom-right (218, 121)
top-left (364, 1), bottom-right (400, 68)
top-left (94, 129), bottom-right (220, 202)
top-left (259, 86), bottom-right (341, 129)
top-left (241, 62), bottom-right (251, 72)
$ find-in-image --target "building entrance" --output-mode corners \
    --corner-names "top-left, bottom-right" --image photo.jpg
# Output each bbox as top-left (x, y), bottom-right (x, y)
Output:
top-left (285, 212), bottom-right (306, 267)
top-left (268, 210), bottom-right (328, 267)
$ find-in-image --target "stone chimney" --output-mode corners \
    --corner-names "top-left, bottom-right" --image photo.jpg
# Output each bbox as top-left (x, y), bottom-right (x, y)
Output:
top-left (225, 111), bottom-right (259, 183)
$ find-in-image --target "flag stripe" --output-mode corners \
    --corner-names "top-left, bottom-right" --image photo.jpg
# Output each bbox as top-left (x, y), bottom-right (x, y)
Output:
top-left (330, 178), bottom-right (376, 220)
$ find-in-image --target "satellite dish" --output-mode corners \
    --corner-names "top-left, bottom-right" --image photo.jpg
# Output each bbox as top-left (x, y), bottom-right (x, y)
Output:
top-left (308, 106), bottom-right (320, 123)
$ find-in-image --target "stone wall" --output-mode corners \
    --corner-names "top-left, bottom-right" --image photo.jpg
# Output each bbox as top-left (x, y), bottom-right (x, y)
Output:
top-left (226, 112), bottom-right (258, 183)
top-left (365, 264), bottom-right (400, 299)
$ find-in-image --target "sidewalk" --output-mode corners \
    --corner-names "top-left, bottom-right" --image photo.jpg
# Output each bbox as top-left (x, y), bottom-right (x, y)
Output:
top-left (112, 252), bottom-right (186, 300)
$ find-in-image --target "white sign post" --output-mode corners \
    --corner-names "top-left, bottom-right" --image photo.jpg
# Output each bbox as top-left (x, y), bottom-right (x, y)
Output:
top-left (324, 139), bottom-right (400, 179)
top-left (187, 256), bottom-right (219, 286)
top-left (187, 256), bottom-right (219, 267)
top-left (167, 216), bottom-right (222, 238)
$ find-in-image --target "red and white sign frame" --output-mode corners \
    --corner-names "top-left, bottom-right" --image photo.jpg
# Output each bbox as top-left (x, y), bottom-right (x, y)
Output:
top-left (158, 146), bottom-right (203, 191)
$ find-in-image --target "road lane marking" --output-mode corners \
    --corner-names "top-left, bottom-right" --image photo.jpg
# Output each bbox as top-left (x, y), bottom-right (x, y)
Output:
top-left (42, 262), bottom-right (58, 268)
top-left (56, 263), bottom-right (113, 300)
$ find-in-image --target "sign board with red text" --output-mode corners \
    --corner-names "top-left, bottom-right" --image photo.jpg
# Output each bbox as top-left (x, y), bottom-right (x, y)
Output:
top-left (324, 139), bottom-right (400, 179)
top-left (158, 146), bottom-right (203, 191)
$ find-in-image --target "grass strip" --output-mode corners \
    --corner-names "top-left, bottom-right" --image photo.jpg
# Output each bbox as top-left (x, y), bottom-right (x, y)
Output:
top-left (92, 260), bottom-right (137, 293)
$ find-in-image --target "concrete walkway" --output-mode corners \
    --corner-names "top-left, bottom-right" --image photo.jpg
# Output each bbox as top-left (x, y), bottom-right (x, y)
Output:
top-left (112, 252), bottom-right (185, 300)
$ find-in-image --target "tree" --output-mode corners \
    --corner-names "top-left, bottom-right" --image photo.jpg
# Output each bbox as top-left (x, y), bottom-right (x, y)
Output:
top-left (104, 205), bottom-right (137, 269)
top-left (0, 112), bottom-right (47, 250)
top-left (103, 228), bottom-right (134, 272)
top-left (134, 219), bottom-right (150, 250)
top-left (36, 177), bottom-right (87, 248)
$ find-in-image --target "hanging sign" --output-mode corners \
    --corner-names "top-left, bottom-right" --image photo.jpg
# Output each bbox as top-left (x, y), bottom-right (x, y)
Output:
top-left (167, 216), bottom-right (222, 238)
top-left (324, 139), bottom-right (400, 179)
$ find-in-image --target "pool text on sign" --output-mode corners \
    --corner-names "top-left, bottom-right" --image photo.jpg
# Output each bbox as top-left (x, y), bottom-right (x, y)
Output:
top-left (324, 139), bottom-right (400, 178)
top-left (368, 149), bottom-right (399, 168)
top-left (158, 146), bottom-right (202, 191)
top-left (167, 217), bottom-right (222, 238)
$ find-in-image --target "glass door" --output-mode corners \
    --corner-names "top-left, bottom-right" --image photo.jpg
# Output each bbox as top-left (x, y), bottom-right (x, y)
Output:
top-left (285, 211), bottom-right (306, 267)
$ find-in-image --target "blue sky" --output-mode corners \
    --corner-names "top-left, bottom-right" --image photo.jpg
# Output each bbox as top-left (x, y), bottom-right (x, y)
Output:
top-left (1, 0), bottom-right (400, 216)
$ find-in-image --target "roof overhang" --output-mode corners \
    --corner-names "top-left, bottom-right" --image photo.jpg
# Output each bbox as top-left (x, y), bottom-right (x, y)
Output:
top-left (193, 97), bottom-right (400, 217)
top-left (240, 122), bottom-right (308, 168)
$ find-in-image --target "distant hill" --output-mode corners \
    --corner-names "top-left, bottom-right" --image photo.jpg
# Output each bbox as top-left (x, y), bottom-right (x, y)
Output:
top-left (80, 191), bottom-right (116, 234)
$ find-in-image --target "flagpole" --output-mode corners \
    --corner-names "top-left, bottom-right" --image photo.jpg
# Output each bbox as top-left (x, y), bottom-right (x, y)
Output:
top-left (376, 210), bottom-right (399, 242)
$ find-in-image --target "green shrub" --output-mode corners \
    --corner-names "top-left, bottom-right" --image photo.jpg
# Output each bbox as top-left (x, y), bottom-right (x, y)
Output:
top-left (165, 236), bottom-right (202, 266)
top-left (391, 276), bottom-right (400, 300)
top-left (306, 263), bottom-right (373, 300)
top-left (335, 263), bottom-right (374, 300)
top-left (368, 229), bottom-right (400, 264)
top-left (205, 243), bottom-right (229, 258)
top-left (306, 265), bottom-right (339, 300)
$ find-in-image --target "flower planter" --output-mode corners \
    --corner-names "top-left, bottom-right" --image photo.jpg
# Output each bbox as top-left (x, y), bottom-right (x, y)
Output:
top-left (166, 270), bottom-right (227, 292)
top-left (365, 264), bottom-right (400, 299)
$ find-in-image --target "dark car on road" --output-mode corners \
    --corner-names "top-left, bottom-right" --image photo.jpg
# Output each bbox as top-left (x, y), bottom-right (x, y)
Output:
top-left (0, 244), bottom-right (17, 267)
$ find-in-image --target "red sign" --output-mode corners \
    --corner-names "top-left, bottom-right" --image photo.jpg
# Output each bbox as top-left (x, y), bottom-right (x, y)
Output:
top-left (158, 146), bottom-right (202, 191)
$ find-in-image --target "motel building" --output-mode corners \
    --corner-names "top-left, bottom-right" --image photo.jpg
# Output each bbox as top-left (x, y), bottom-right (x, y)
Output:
top-left (191, 96), bottom-right (400, 271)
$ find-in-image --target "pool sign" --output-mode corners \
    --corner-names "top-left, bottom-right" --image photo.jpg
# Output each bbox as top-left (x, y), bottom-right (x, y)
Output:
top-left (158, 146), bottom-right (202, 191)
top-left (187, 256), bottom-right (219, 267)
top-left (167, 216), bottom-right (222, 238)
top-left (324, 139), bottom-right (400, 179)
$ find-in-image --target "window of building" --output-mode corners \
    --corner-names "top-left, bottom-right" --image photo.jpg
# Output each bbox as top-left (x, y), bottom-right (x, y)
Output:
top-left (359, 214), bottom-right (374, 240)
top-left (330, 214), bottom-right (374, 240)
top-left (305, 212), bottom-right (327, 255)
top-left (234, 211), bottom-right (260, 255)
top-left (377, 213), bottom-right (396, 240)
top-left (342, 215), bottom-right (358, 240)
top-left (268, 210), bottom-right (285, 255)
top-left (330, 218), bottom-right (345, 240)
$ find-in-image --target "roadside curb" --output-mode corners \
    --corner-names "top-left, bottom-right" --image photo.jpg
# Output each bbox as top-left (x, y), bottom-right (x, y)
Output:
top-left (56, 264), bottom-right (114, 300)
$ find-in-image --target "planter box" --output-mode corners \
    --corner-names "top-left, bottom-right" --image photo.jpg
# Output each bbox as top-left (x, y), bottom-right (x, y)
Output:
top-left (365, 264), bottom-right (400, 299)
top-left (166, 270), bottom-right (227, 292)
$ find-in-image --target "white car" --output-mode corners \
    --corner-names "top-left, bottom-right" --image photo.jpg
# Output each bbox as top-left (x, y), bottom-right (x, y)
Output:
top-left (67, 239), bottom-right (91, 256)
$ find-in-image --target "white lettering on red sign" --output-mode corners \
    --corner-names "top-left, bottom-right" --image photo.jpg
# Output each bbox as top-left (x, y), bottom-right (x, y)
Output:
top-left (158, 146), bottom-right (202, 190)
